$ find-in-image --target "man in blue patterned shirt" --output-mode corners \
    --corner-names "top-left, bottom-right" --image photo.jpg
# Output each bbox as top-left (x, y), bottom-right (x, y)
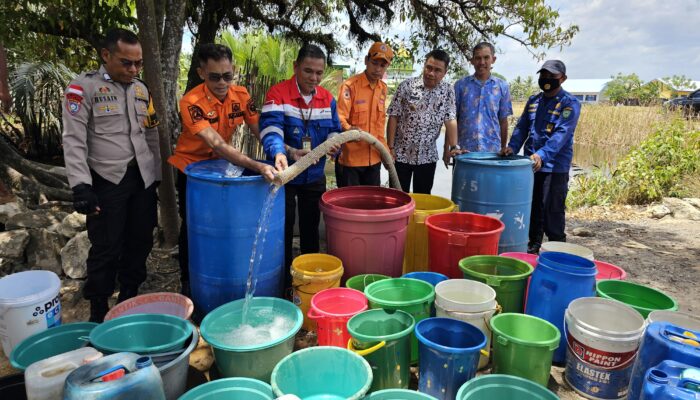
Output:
top-left (452, 42), bottom-right (513, 159)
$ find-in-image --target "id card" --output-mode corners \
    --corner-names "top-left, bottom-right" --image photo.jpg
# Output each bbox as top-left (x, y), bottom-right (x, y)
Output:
top-left (302, 136), bottom-right (312, 151)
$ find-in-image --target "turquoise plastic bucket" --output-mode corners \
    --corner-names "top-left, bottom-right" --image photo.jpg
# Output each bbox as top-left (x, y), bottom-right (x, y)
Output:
top-left (179, 378), bottom-right (274, 400)
top-left (10, 322), bottom-right (97, 371)
top-left (271, 347), bottom-right (373, 399)
top-left (456, 374), bottom-right (558, 399)
top-left (89, 314), bottom-right (192, 354)
top-left (200, 297), bottom-right (302, 383)
top-left (364, 389), bottom-right (439, 399)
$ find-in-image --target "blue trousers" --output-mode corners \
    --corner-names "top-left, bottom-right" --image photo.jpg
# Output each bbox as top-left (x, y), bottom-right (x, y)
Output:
top-left (529, 171), bottom-right (569, 249)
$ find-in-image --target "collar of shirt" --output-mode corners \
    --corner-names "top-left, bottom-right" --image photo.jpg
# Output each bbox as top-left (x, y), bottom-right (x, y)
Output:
top-left (98, 65), bottom-right (134, 85)
top-left (468, 74), bottom-right (495, 85)
top-left (359, 72), bottom-right (378, 90)
top-left (202, 84), bottom-right (229, 106)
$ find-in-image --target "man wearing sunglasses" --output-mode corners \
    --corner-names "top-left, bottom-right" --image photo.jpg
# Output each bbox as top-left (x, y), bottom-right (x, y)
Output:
top-left (62, 28), bottom-right (161, 322)
top-left (169, 43), bottom-right (277, 297)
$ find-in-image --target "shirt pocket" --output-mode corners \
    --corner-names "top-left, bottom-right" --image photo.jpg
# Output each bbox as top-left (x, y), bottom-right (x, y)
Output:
top-left (93, 105), bottom-right (126, 134)
top-left (350, 102), bottom-right (369, 126)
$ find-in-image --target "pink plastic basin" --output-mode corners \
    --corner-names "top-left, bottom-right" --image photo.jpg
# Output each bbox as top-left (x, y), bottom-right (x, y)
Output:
top-left (308, 287), bottom-right (368, 347)
top-left (320, 187), bottom-right (415, 280)
top-left (104, 292), bottom-right (194, 321)
top-left (594, 260), bottom-right (627, 280)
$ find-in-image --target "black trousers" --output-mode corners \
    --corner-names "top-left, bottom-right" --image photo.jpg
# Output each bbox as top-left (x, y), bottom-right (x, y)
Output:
top-left (529, 171), bottom-right (569, 249)
top-left (284, 179), bottom-right (326, 289)
top-left (395, 161), bottom-right (437, 194)
top-left (83, 166), bottom-right (157, 300)
top-left (176, 170), bottom-right (189, 283)
top-left (335, 162), bottom-right (381, 187)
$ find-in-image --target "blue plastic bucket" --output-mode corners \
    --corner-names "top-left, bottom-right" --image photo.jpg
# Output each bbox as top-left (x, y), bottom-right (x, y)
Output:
top-left (451, 152), bottom-right (534, 253)
top-left (179, 378), bottom-right (274, 400)
top-left (415, 317), bottom-right (487, 400)
top-left (185, 159), bottom-right (284, 314)
top-left (525, 251), bottom-right (597, 363)
top-left (271, 347), bottom-right (372, 400)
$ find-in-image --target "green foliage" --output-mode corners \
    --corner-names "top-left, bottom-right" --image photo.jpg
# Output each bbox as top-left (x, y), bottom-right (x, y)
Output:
top-left (219, 29), bottom-right (299, 83)
top-left (568, 119), bottom-right (700, 207)
top-left (662, 74), bottom-right (697, 97)
top-left (604, 73), bottom-right (660, 106)
top-left (510, 76), bottom-right (539, 101)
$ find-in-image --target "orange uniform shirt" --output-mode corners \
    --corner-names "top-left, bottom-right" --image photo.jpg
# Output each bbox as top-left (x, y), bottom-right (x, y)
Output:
top-left (168, 83), bottom-right (259, 172)
top-left (336, 73), bottom-right (389, 167)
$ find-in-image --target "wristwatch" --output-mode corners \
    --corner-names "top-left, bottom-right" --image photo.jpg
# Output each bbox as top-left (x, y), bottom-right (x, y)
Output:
top-left (448, 145), bottom-right (461, 152)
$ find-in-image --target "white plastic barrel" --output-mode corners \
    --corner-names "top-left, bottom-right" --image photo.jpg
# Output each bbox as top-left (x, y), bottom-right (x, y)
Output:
top-left (0, 271), bottom-right (62, 356)
top-left (540, 241), bottom-right (594, 261)
top-left (25, 347), bottom-right (102, 400)
top-left (434, 279), bottom-right (498, 369)
top-left (564, 297), bottom-right (645, 399)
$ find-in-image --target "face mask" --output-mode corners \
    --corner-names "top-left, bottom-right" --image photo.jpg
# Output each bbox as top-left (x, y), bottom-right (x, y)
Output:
top-left (539, 77), bottom-right (561, 91)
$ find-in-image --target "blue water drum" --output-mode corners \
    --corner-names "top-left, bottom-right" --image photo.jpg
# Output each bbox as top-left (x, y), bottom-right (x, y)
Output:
top-left (641, 360), bottom-right (700, 400)
top-left (185, 159), bottom-right (285, 314)
top-left (64, 353), bottom-right (165, 399)
top-left (628, 322), bottom-right (700, 400)
top-left (524, 251), bottom-right (596, 363)
top-left (415, 317), bottom-right (486, 400)
top-left (451, 153), bottom-right (533, 254)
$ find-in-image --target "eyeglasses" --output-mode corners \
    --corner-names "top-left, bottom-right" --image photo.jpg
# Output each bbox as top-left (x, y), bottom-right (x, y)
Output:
top-left (118, 58), bottom-right (144, 69)
top-left (207, 72), bottom-right (235, 82)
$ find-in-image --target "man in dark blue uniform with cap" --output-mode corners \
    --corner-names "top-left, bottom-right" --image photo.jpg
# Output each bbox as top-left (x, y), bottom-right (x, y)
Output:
top-left (500, 60), bottom-right (581, 254)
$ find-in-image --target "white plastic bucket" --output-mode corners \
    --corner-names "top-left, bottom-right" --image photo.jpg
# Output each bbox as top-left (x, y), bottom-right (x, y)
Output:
top-left (0, 271), bottom-right (62, 357)
top-left (434, 279), bottom-right (498, 369)
top-left (564, 297), bottom-right (645, 400)
top-left (540, 241), bottom-right (594, 261)
top-left (647, 310), bottom-right (700, 332)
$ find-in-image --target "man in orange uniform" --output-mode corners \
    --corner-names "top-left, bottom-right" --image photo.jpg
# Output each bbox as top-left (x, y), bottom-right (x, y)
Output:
top-left (168, 43), bottom-right (278, 296)
top-left (335, 42), bottom-right (393, 186)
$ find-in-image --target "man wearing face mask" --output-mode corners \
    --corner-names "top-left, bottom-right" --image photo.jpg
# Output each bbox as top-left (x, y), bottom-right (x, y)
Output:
top-left (500, 60), bottom-right (581, 254)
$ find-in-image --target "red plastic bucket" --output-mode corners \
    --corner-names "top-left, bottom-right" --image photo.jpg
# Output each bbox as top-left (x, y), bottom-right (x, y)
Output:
top-left (320, 187), bottom-right (415, 280)
top-left (594, 260), bottom-right (627, 280)
top-left (500, 252), bottom-right (539, 307)
top-left (308, 288), bottom-right (368, 347)
top-left (425, 212), bottom-right (505, 278)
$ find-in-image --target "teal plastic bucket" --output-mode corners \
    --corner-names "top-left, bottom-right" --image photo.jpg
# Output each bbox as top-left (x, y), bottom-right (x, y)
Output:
top-left (89, 313), bottom-right (192, 354)
top-left (271, 347), bottom-right (372, 399)
top-left (364, 389), bottom-right (439, 399)
top-left (200, 297), bottom-right (302, 383)
top-left (179, 378), bottom-right (274, 400)
top-left (456, 374), bottom-right (558, 399)
top-left (10, 322), bottom-right (97, 371)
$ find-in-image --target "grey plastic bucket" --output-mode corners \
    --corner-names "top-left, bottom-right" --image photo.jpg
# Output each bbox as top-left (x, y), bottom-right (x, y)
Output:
top-left (152, 321), bottom-right (198, 400)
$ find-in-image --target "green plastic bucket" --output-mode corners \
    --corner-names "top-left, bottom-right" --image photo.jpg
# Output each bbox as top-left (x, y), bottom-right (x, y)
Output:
top-left (10, 322), bottom-right (97, 371)
top-left (271, 347), bottom-right (372, 399)
top-left (346, 274), bottom-right (390, 292)
top-left (596, 279), bottom-right (678, 318)
top-left (458, 255), bottom-right (533, 313)
top-left (200, 297), bottom-right (302, 383)
top-left (456, 374), bottom-right (558, 400)
top-left (364, 389), bottom-right (439, 399)
top-left (179, 377), bottom-right (274, 400)
top-left (364, 278), bottom-right (435, 364)
top-left (489, 313), bottom-right (560, 387)
top-left (89, 313), bottom-right (192, 354)
top-left (347, 309), bottom-right (415, 392)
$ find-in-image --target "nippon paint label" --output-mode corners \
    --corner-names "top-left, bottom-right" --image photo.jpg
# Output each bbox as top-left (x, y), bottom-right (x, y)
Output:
top-left (565, 329), bottom-right (638, 399)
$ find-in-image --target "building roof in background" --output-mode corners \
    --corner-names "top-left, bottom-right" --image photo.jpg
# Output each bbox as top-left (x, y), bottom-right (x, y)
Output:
top-left (563, 79), bottom-right (612, 93)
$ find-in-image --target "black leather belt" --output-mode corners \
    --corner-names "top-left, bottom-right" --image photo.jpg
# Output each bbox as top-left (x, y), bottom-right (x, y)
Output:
top-left (127, 158), bottom-right (138, 167)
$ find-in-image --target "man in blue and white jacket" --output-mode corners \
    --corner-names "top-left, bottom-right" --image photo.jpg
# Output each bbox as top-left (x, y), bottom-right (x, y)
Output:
top-left (259, 44), bottom-right (342, 286)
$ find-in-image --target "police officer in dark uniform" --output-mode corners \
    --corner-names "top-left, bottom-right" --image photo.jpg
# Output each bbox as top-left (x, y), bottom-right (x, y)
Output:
top-left (62, 28), bottom-right (161, 322)
top-left (500, 60), bottom-right (581, 254)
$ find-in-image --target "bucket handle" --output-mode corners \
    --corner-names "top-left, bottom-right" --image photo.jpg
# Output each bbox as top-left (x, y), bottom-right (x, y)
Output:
top-left (563, 318), bottom-right (639, 368)
top-left (347, 338), bottom-right (386, 356)
top-left (307, 308), bottom-right (324, 321)
top-left (482, 304), bottom-right (503, 336)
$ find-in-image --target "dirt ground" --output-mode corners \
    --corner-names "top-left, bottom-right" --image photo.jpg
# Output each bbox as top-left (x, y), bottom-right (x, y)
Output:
top-left (1, 205), bottom-right (698, 399)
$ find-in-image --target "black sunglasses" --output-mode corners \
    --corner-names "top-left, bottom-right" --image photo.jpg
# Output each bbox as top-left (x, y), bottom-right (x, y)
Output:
top-left (208, 72), bottom-right (235, 82)
top-left (118, 58), bottom-right (144, 69)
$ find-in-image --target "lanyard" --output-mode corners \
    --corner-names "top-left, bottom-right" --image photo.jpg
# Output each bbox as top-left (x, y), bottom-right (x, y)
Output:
top-left (297, 97), bottom-right (313, 135)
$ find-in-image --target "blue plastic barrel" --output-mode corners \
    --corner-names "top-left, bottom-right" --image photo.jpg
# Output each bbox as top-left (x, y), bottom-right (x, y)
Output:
top-left (64, 352), bottom-right (165, 399)
top-left (415, 317), bottom-right (486, 400)
top-left (524, 251), bottom-right (596, 363)
top-left (451, 152), bottom-right (533, 254)
top-left (185, 159), bottom-right (284, 314)
top-left (641, 360), bottom-right (700, 400)
top-left (628, 322), bottom-right (700, 400)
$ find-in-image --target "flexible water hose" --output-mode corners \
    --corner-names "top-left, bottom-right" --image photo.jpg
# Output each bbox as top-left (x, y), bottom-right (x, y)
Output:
top-left (273, 129), bottom-right (402, 189)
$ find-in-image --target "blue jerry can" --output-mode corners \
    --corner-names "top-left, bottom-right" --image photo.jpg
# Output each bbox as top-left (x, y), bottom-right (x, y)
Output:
top-left (641, 360), bottom-right (700, 400)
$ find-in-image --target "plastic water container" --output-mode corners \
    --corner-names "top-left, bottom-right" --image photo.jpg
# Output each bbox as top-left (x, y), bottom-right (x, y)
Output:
top-left (647, 311), bottom-right (700, 333)
top-left (403, 193), bottom-right (457, 274)
top-left (291, 253), bottom-right (344, 331)
top-left (457, 374), bottom-right (559, 400)
top-left (540, 241), bottom-right (594, 260)
top-left (641, 360), bottom-right (700, 400)
top-left (104, 292), bottom-right (194, 321)
top-left (24, 347), bottom-right (102, 400)
top-left (63, 352), bottom-right (165, 399)
top-left (628, 322), bottom-right (700, 400)
top-left (185, 159), bottom-right (284, 314)
top-left (459, 255), bottom-right (533, 313)
top-left (320, 186), bottom-right (415, 280)
top-left (451, 152), bottom-right (534, 253)
top-left (525, 251), bottom-right (597, 363)
top-left (0, 270), bottom-right (61, 357)
top-left (308, 287), bottom-right (367, 347)
top-left (179, 377), bottom-right (274, 400)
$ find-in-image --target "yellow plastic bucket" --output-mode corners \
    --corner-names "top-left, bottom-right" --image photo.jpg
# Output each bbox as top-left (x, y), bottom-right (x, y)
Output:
top-left (291, 254), bottom-right (344, 331)
top-left (403, 194), bottom-right (457, 274)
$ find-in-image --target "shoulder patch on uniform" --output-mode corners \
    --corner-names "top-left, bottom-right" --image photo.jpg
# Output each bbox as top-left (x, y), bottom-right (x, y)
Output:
top-left (66, 95), bottom-right (82, 115)
top-left (188, 105), bottom-right (204, 123)
top-left (343, 87), bottom-right (351, 99)
top-left (134, 84), bottom-right (148, 101)
top-left (562, 108), bottom-right (572, 118)
top-left (246, 98), bottom-right (258, 114)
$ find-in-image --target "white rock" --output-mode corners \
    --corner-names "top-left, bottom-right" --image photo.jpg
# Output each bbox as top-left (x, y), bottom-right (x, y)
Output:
top-left (649, 204), bottom-right (671, 219)
top-left (57, 212), bottom-right (87, 238)
top-left (5, 210), bottom-right (67, 230)
top-left (684, 198), bottom-right (700, 209)
top-left (0, 202), bottom-right (28, 224)
top-left (663, 197), bottom-right (700, 221)
top-left (0, 229), bottom-right (30, 258)
top-left (61, 231), bottom-right (90, 279)
top-left (26, 228), bottom-right (66, 275)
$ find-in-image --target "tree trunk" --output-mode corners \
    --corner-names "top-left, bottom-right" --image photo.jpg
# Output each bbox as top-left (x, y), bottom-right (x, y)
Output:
top-left (185, 1), bottom-right (225, 92)
top-left (0, 43), bottom-right (10, 113)
top-left (136, 0), bottom-right (180, 248)
top-left (161, 0), bottom-right (187, 144)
